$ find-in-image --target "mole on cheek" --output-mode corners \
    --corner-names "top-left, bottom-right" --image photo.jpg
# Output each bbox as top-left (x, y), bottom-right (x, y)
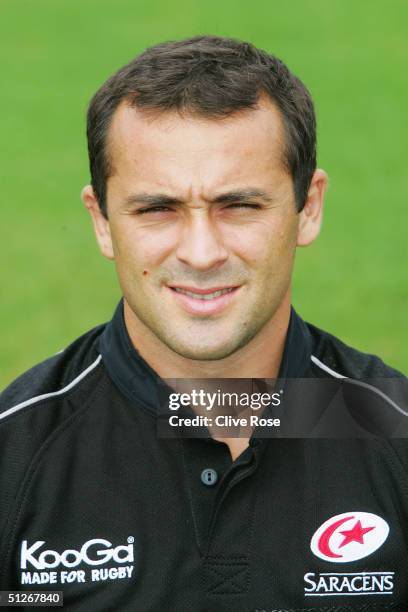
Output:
top-left (142, 270), bottom-right (149, 276)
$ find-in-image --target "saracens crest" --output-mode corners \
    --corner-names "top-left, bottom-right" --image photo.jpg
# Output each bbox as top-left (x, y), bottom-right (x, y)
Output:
top-left (310, 511), bottom-right (389, 563)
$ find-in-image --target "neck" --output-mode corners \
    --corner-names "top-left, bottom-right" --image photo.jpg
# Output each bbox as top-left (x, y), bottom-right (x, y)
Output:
top-left (124, 291), bottom-right (291, 379)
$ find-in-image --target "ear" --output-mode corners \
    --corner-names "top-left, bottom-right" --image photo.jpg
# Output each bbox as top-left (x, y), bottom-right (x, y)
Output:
top-left (297, 169), bottom-right (328, 247)
top-left (81, 185), bottom-right (115, 260)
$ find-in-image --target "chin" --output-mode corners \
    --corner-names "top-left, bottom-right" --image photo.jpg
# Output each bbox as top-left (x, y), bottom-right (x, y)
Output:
top-left (167, 340), bottom-right (238, 362)
top-left (159, 322), bottom-right (260, 361)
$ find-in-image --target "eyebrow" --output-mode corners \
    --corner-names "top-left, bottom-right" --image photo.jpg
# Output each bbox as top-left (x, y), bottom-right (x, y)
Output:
top-left (123, 188), bottom-right (273, 208)
top-left (210, 189), bottom-right (273, 204)
top-left (123, 193), bottom-right (181, 207)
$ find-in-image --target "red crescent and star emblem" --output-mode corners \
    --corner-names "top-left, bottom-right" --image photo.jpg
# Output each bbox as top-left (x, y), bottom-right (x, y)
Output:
top-left (311, 511), bottom-right (389, 563)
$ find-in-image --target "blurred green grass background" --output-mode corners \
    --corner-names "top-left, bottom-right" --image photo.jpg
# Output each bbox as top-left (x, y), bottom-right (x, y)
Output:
top-left (1, 0), bottom-right (407, 387)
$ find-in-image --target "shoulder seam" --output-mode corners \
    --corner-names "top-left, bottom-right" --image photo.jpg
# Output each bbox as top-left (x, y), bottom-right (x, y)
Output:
top-left (311, 355), bottom-right (407, 418)
top-left (345, 378), bottom-right (408, 417)
top-left (0, 355), bottom-right (102, 422)
top-left (311, 355), bottom-right (346, 379)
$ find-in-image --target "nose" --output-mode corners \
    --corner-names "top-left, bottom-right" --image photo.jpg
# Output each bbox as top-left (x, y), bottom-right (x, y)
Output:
top-left (175, 211), bottom-right (228, 271)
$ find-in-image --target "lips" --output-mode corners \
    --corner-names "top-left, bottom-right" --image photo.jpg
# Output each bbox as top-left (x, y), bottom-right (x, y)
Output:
top-left (172, 287), bottom-right (235, 300)
top-left (167, 285), bottom-right (240, 315)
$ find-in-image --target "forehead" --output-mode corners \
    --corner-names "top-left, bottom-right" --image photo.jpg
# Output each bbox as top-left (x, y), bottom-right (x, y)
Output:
top-left (106, 97), bottom-right (288, 195)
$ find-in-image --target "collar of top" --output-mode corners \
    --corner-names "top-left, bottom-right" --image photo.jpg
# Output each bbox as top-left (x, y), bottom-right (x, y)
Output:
top-left (99, 298), bottom-right (313, 416)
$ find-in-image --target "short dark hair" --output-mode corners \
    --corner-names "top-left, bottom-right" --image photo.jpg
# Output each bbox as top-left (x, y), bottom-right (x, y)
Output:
top-left (86, 35), bottom-right (316, 217)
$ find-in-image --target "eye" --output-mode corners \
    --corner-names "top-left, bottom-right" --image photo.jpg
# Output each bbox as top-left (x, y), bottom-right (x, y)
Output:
top-left (137, 205), bottom-right (173, 215)
top-left (225, 203), bottom-right (261, 210)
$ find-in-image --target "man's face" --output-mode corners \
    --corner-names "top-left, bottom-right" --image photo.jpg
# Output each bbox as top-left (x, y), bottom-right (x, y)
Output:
top-left (91, 99), bottom-right (305, 360)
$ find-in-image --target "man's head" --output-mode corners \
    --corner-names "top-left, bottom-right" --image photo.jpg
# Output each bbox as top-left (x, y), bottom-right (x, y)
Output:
top-left (86, 35), bottom-right (317, 218)
top-left (82, 35), bottom-right (327, 363)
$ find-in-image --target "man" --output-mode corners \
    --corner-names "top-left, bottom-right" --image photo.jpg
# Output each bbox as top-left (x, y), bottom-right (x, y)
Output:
top-left (0, 36), bottom-right (407, 610)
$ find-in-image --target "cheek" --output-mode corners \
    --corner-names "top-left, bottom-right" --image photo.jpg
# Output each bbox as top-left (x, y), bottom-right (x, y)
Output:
top-left (220, 224), bottom-right (263, 263)
top-left (112, 224), bottom-right (176, 269)
top-left (224, 221), bottom-right (296, 268)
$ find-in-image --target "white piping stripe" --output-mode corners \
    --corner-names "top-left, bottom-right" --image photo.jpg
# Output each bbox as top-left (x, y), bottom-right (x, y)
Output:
top-left (345, 377), bottom-right (408, 417)
top-left (311, 355), bottom-right (346, 379)
top-left (0, 354), bottom-right (102, 422)
top-left (311, 354), bottom-right (407, 417)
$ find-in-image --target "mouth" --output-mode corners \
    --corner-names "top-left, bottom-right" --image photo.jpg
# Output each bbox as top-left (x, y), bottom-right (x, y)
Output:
top-left (167, 285), bottom-right (241, 315)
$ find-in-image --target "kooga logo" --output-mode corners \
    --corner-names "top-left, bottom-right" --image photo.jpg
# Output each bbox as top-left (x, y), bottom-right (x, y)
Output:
top-left (21, 538), bottom-right (134, 570)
